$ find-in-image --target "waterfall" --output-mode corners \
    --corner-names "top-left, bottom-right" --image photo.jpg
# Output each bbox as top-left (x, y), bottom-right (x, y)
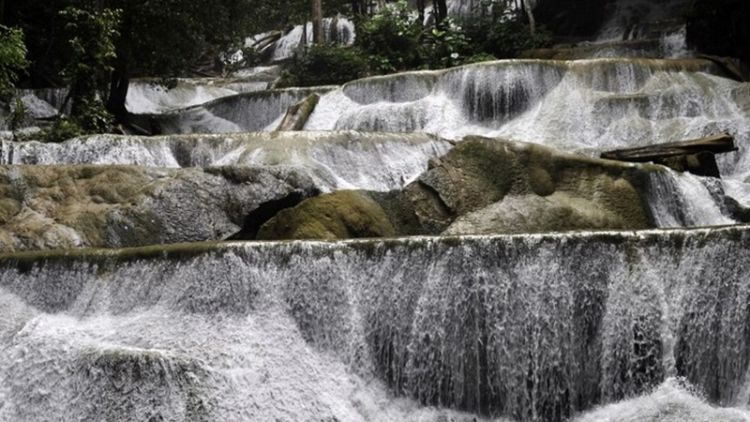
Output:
top-left (591, 0), bottom-right (692, 59)
top-left (1, 227), bottom-right (749, 421)
top-left (125, 80), bottom-right (241, 115)
top-left (146, 87), bottom-right (336, 134)
top-left (271, 17), bottom-right (356, 62)
top-left (596, 0), bottom-right (692, 41)
top-left (125, 81), bottom-right (238, 115)
top-left (644, 170), bottom-right (736, 227)
top-left (0, 131), bottom-right (452, 192)
top-left (4, 1), bottom-right (750, 420)
top-left (306, 58), bottom-right (750, 184)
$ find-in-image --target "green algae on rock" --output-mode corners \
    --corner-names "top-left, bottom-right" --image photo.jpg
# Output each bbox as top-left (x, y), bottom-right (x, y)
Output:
top-left (257, 137), bottom-right (657, 240)
top-left (258, 190), bottom-right (397, 240)
top-left (0, 165), bottom-right (318, 252)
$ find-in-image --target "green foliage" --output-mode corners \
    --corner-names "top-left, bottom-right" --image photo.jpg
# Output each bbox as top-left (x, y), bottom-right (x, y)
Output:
top-left (108, 0), bottom-right (256, 78)
top-left (462, 17), bottom-right (551, 59)
top-left (247, 0), bottom-right (352, 34)
top-left (0, 26), bottom-right (29, 100)
top-left (9, 98), bottom-right (28, 138)
top-left (10, 0), bottom-right (258, 113)
top-left (463, 52), bottom-right (498, 64)
top-left (356, 0), bottom-right (422, 73)
top-left (42, 116), bottom-right (83, 143)
top-left (278, 45), bottom-right (369, 87)
top-left (354, 0), bottom-right (541, 72)
top-left (61, 7), bottom-right (120, 133)
top-left (419, 19), bottom-right (472, 69)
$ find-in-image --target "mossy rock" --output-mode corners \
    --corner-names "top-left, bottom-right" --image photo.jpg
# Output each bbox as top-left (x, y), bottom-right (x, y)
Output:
top-left (0, 165), bottom-right (317, 252)
top-left (258, 137), bottom-right (655, 239)
top-left (257, 190), bottom-right (397, 240)
top-left (405, 136), bottom-right (652, 233)
top-left (0, 198), bottom-right (21, 224)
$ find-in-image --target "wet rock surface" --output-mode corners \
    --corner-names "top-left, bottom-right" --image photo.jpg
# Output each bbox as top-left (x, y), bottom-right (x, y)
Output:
top-left (0, 165), bottom-right (317, 252)
top-left (259, 137), bottom-right (656, 239)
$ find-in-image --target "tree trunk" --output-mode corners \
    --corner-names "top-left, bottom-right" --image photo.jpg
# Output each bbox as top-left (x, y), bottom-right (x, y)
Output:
top-left (523, 0), bottom-right (536, 35)
top-left (433, 0), bottom-right (447, 27)
top-left (311, 0), bottom-right (324, 44)
top-left (600, 133), bottom-right (736, 162)
top-left (106, 65), bottom-right (130, 124)
top-left (351, 0), bottom-right (366, 15)
top-left (417, 0), bottom-right (426, 25)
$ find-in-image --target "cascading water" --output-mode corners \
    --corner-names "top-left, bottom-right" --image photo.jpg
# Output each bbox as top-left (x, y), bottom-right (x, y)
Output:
top-left (593, 0), bottom-right (692, 58)
top-left (271, 17), bottom-right (356, 62)
top-left (644, 169), bottom-right (737, 227)
top-left (2, 227), bottom-right (750, 421)
top-left (4, 1), bottom-right (750, 420)
top-left (597, 0), bottom-right (692, 42)
top-left (146, 86), bottom-right (336, 134)
top-left (125, 81), bottom-right (241, 115)
top-left (306, 58), bottom-right (750, 182)
top-left (0, 131), bottom-right (451, 192)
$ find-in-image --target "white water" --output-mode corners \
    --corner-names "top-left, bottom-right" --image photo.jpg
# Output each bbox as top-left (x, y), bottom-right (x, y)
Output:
top-left (597, 0), bottom-right (691, 41)
top-left (573, 378), bottom-right (750, 422)
top-left (306, 59), bottom-right (750, 180)
top-left (126, 80), bottom-right (239, 114)
top-left (2, 227), bottom-right (750, 421)
top-left (150, 86), bottom-right (336, 134)
top-left (3, 3), bottom-right (750, 420)
top-left (0, 131), bottom-right (451, 192)
top-left (646, 170), bottom-right (737, 228)
top-left (271, 17), bottom-right (356, 61)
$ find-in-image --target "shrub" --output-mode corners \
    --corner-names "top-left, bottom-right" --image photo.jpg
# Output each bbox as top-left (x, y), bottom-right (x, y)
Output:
top-left (0, 26), bottom-right (29, 101)
top-left (9, 98), bottom-right (28, 139)
top-left (419, 18), bottom-right (472, 69)
top-left (463, 18), bottom-right (551, 59)
top-left (356, 0), bottom-right (422, 73)
top-left (278, 44), bottom-right (369, 87)
top-left (42, 116), bottom-right (83, 143)
top-left (463, 52), bottom-right (498, 64)
top-left (60, 7), bottom-right (120, 133)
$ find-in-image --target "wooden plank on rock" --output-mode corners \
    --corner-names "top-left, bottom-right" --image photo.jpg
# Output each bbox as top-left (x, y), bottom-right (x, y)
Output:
top-left (600, 133), bottom-right (737, 162)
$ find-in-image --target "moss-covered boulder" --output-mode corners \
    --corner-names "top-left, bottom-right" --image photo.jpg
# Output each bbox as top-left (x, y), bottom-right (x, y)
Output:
top-left (256, 137), bottom-right (657, 240)
top-left (0, 165), bottom-right (317, 252)
top-left (408, 136), bottom-right (652, 234)
top-left (257, 190), bottom-right (398, 240)
top-left (444, 192), bottom-right (643, 235)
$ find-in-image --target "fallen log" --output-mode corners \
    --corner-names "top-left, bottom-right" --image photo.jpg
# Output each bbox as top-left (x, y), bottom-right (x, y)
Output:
top-left (276, 94), bottom-right (320, 131)
top-left (601, 133), bottom-right (736, 178)
top-left (600, 133), bottom-right (736, 162)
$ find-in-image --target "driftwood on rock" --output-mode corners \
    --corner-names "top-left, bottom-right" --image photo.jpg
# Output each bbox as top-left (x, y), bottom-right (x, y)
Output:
top-left (601, 133), bottom-right (736, 178)
top-left (276, 94), bottom-right (320, 131)
top-left (601, 133), bottom-right (736, 162)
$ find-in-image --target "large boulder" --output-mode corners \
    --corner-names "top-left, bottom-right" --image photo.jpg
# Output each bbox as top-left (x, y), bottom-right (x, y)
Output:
top-left (444, 192), bottom-right (643, 235)
top-left (405, 136), bottom-right (651, 234)
top-left (257, 190), bottom-right (411, 240)
top-left (258, 137), bottom-right (655, 240)
top-left (0, 165), bottom-right (317, 252)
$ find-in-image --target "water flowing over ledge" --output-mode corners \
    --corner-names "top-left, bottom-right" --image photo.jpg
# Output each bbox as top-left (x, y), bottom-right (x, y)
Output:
top-left (0, 131), bottom-right (452, 192)
top-left (305, 58), bottom-right (750, 179)
top-left (2, 226), bottom-right (750, 421)
top-left (141, 86), bottom-right (336, 134)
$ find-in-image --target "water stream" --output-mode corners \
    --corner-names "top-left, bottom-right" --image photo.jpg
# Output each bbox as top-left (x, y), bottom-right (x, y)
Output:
top-left (1, 227), bottom-right (749, 421)
top-left (2, 1), bottom-right (750, 420)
